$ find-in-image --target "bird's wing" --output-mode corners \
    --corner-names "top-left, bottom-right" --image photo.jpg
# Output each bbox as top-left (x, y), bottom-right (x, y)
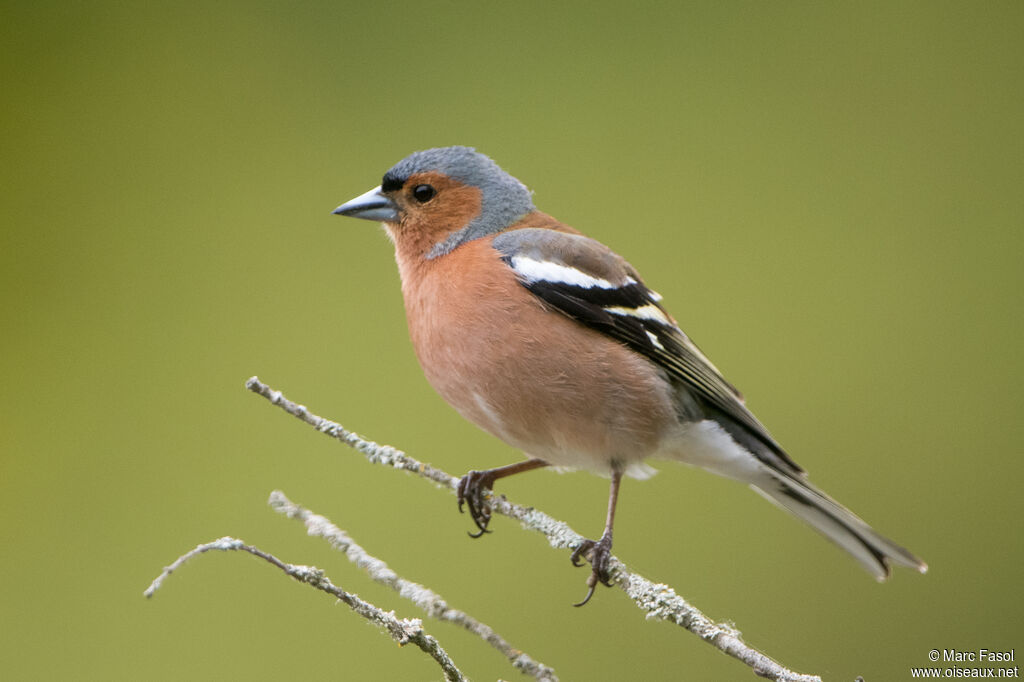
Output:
top-left (492, 227), bottom-right (800, 472)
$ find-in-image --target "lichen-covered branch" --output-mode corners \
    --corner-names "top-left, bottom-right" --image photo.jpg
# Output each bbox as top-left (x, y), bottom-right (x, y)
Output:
top-left (144, 537), bottom-right (465, 682)
top-left (245, 375), bottom-right (821, 682)
top-left (269, 490), bottom-right (558, 682)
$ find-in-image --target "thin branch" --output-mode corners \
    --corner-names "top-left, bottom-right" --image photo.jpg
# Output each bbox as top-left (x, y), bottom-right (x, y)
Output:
top-left (269, 489), bottom-right (558, 682)
top-left (245, 375), bottom-right (821, 682)
top-left (144, 537), bottom-right (466, 682)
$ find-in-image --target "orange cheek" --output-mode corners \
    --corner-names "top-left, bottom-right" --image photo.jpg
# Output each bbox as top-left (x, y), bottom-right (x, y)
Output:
top-left (392, 183), bottom-right (484, 258)
top-left (424, 184), bottom-right (483, 235)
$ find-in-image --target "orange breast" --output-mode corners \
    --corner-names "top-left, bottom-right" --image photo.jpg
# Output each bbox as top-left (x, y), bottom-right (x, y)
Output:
top-left (395, 235), bottom-right (679, 472)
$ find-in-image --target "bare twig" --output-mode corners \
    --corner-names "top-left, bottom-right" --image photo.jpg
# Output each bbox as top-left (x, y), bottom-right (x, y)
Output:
top-left (144, 537), bottom-right (466, 682)
top-left (269, 490), bottom-right (558, 682)
top-left (245, 375), bottom-right (821, 682)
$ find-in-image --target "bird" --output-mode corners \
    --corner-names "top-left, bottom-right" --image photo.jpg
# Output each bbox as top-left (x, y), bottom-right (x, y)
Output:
top-left (332, 146), bottom-right (927, 605)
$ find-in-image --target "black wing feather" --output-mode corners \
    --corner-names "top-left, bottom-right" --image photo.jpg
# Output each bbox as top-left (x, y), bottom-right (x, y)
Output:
top-left (493, 233), bottom-right (802, 475)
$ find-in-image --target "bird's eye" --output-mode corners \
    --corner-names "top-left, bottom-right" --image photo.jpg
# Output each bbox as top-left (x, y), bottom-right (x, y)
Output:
top-left (413, 184), bottom-right (436, 203)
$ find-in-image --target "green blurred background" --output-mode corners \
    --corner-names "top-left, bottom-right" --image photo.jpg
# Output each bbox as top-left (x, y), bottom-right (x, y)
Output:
top-left (2, 1), bottom-right (1021, 679)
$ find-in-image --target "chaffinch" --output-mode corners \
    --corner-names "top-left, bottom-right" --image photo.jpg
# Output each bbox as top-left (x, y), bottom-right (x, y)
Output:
top-left (333, 146), bottom-right (926, 605)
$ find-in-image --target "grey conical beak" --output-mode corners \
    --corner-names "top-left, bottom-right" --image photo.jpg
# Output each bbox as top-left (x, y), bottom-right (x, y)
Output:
top-left (332, 186), bottom-right (399, 222)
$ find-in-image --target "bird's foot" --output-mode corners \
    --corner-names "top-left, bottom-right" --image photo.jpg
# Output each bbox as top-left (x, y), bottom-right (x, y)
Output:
top-left (570, 532), bottom-right (614, 607)
top-left (456, 470), bottom-right (497, 537)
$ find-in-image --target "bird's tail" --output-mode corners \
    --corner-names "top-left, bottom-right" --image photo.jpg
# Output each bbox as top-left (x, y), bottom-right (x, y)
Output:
top-left (751, 470), bottom-right (928, 580)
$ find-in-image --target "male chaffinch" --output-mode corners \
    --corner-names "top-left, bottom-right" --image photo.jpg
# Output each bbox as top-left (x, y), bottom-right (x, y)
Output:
top-left (333, 146), bottom-right (926, 605)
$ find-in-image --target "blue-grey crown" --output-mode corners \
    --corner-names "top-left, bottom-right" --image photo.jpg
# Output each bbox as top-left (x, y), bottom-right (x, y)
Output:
top-left (383, 146), bottom-right (535, 258)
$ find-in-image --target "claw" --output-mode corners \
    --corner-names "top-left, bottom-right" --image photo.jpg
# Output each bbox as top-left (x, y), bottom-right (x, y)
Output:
top-left (570, 539), bottom-right (595, 567)
top-left (570, 533), bottom-right (614, 607)
top-left (574, 577), bottom-right (598, 607)
top-left (456, 470), bottom-right (495, 537)
top-left (455, 460), bottom-right (549, 541)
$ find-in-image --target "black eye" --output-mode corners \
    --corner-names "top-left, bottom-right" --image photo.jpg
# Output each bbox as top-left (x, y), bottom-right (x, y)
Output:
top-left (412, 184), bottom-right (436, 203)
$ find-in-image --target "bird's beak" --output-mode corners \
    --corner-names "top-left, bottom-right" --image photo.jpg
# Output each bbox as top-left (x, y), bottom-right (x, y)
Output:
top-left (332, 186), bottom-right (399, 222)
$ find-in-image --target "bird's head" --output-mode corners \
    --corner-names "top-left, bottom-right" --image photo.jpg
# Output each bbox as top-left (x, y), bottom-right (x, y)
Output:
top-left (333, 146), bottom-right (535, 258)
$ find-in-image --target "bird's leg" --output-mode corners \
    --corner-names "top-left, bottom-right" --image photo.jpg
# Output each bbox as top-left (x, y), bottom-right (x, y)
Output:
top-left (570, 469), bottom-right (623, 607)
top-left (457, 458), bottom-right (548, 537)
